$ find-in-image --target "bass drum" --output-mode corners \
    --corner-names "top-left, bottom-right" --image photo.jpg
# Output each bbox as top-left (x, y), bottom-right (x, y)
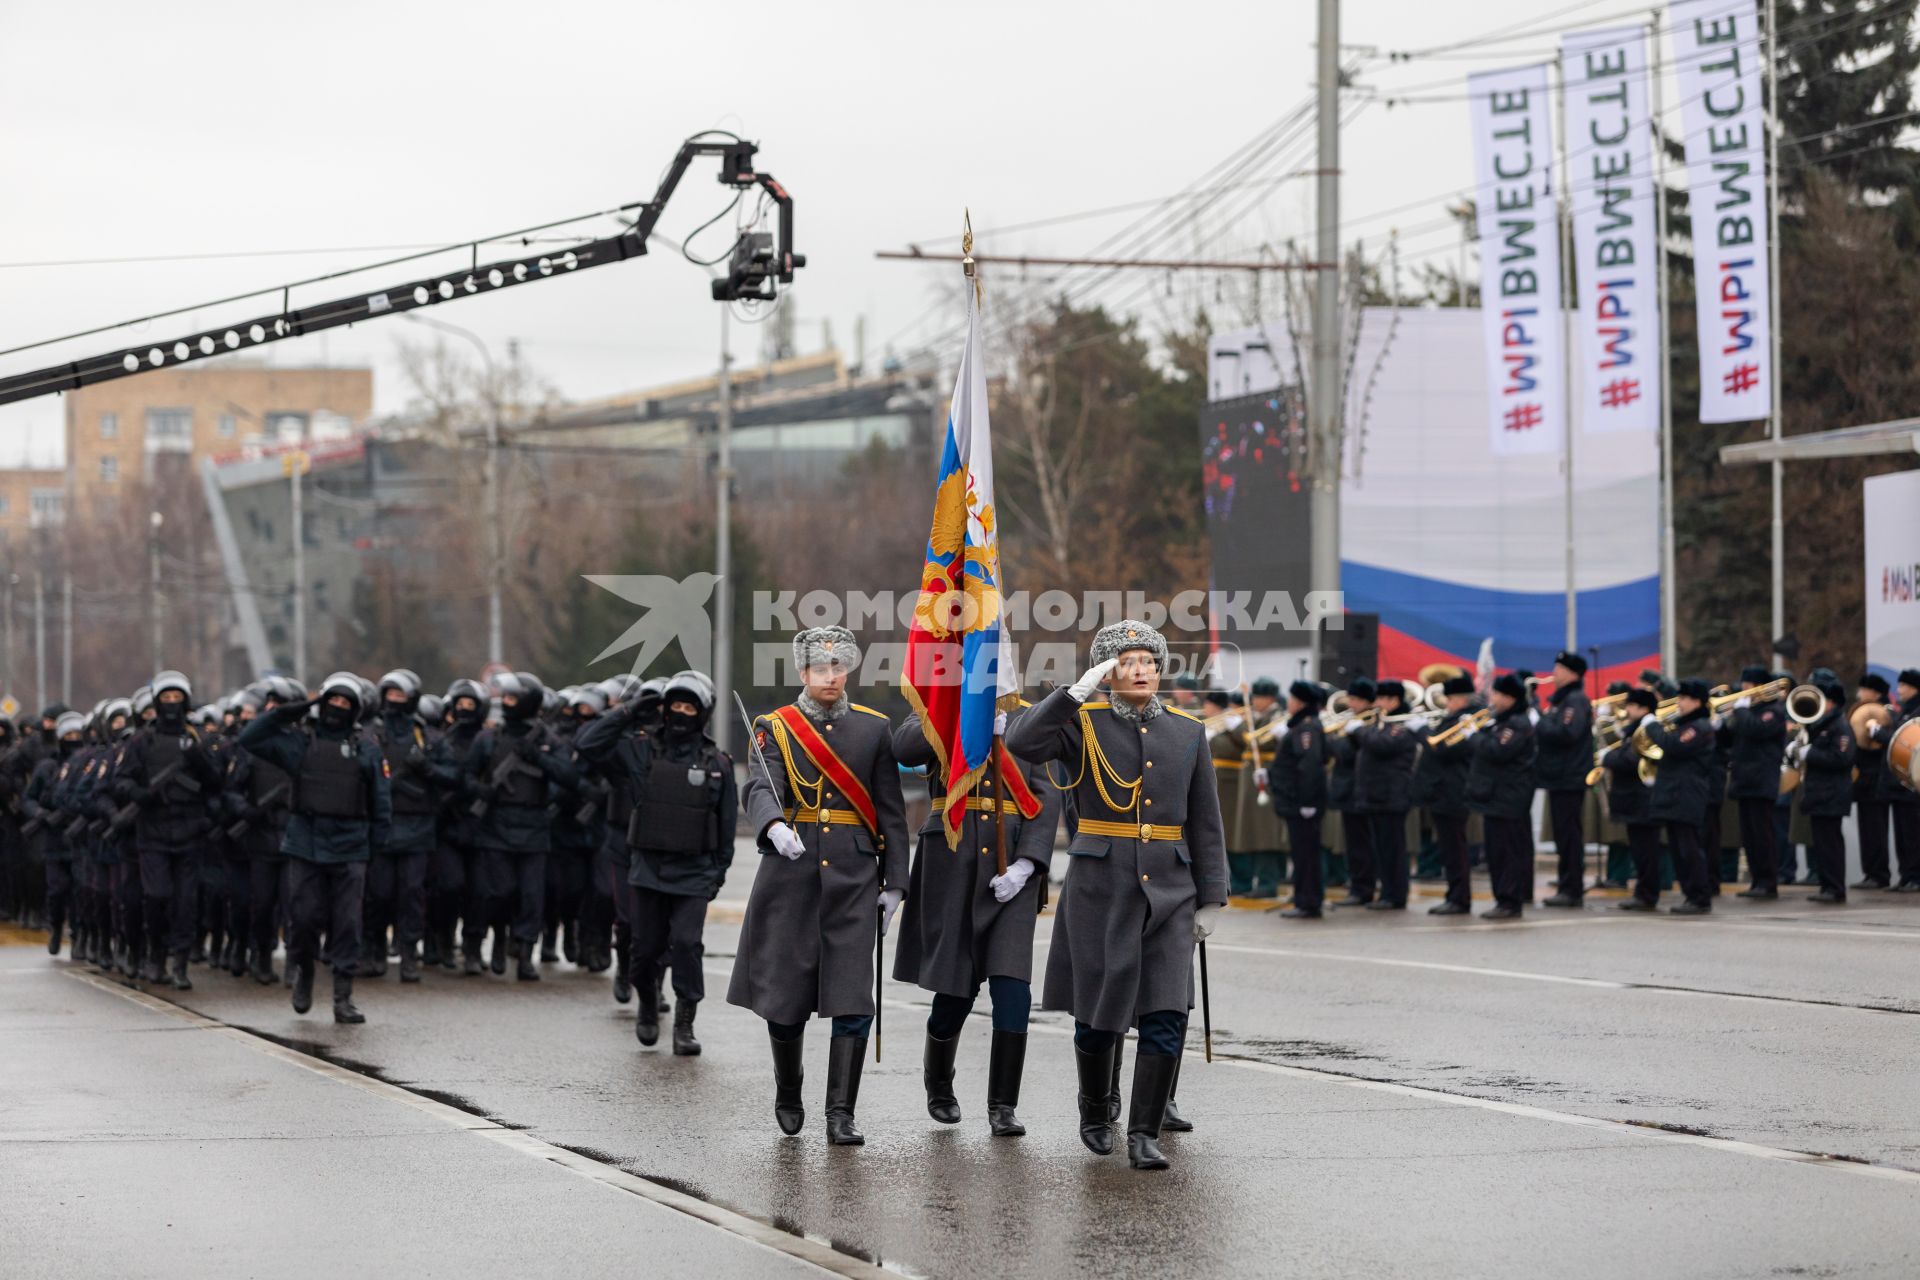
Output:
top-left (1886, 720), bottom-right (1920, 794)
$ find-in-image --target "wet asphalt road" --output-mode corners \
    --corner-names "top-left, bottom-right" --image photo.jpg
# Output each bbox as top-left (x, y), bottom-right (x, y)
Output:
top-left (4, 873), bottom-right (1919, 1279)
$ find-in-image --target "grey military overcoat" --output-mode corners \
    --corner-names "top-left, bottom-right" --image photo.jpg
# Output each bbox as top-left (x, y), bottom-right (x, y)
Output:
top-left (890, 707), bottom-right (1061, 996)
top-left (1005, 688), bottom-right (1228, 1033)
top-left (726, 701), bottom-right (910, 1025)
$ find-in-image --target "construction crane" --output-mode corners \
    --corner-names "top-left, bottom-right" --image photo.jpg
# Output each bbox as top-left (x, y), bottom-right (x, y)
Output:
top-left (0, 132), bottom-right (805, 408)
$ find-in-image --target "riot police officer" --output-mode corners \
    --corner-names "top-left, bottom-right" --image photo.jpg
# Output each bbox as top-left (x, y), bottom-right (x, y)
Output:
top-left (368, 670), bottom-right (436, 981)
top-left (430, 678), bottom-right (490, 973)
top-left (238, 672), bottom-right (392, 1022)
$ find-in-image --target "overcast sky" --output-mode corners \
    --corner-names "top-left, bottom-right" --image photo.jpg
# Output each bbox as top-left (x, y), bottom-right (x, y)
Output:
top-left (0, 0), bottom-right (1639, 466)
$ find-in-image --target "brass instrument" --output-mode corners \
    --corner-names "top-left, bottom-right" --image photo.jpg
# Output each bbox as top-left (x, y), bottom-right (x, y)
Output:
top-left (1326, 689), bottom-right (1351, 716)
top-left (1419, 681), bottom-right (1450, 713)
top-left (1417, 662), bottom-right (1465, 686)
top-left (1426, 706), bottom-right (1491, 747)
top-left (1784, 684), bottom-right (1828, 725)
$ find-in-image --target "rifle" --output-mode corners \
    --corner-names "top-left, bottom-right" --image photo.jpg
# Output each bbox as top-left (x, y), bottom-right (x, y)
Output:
top-left (571, 777), bottom-right (611, 828)
top-left (107, 759), bottom-right (200, 835)
top-left (19, 810), bottom-right (47, 838)
top-left (227, 780), bottom-right (292, 840)
top-left (469, 739), bottom-right (545, 819)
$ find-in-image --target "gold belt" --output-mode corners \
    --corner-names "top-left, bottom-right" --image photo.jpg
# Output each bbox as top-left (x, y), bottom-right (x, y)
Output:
top-left (930, 796), bottom-right (1025, 816)
top-left (1077, 817), bottom-right (1185, 843)
top-left (788, 808), bottom-right (865, 828)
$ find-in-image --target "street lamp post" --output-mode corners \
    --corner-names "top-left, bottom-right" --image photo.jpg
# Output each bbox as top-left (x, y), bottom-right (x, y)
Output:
top-left (713, 306), bottom-right (734, 755)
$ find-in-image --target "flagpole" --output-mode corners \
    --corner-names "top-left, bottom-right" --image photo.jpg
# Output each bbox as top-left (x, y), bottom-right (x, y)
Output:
top-left (1766, 0), bottom-right (1785, 667)
top-left (1651, 17), bottom-right (1677, 676)
top-left (1556, 52), bottom-right (1578, 653)
top-left (963, 210), bottom-right (1010, 879)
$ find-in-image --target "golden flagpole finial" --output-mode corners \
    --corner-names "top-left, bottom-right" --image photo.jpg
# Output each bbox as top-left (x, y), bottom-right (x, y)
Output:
top-left (961, 208), bottom-right (981, 305)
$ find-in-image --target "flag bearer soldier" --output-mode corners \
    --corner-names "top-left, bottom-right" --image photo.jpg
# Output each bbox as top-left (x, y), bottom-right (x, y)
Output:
top-left (730, 627), bottom-right (910, 1146)
top-left (1005, 619), bottom-right (1228, 1171)
top-left (892, 699), bottom-right (1059, 1136)
top-left (1274, 681), bottom-right (1329, 920)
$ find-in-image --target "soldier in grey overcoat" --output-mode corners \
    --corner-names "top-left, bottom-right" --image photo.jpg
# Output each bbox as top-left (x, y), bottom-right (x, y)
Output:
top-left (892, 702), bottom-right (1060, 1137)
top-left (728, 626), bottom-right (910, 1146)
top-left (1005, 619), bottom-right (1228, 1170)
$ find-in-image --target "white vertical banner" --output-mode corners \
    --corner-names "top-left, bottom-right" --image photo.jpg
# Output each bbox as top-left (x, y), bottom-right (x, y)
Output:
top-left (1469, 63), bottom-right (1565, 456)
top-left (1562, 26), bottom-right (1661, 434)
top-left (1673, 0), bottom-right (1772, 423)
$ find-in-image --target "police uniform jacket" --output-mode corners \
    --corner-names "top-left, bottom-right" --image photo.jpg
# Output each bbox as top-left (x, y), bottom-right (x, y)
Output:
top-left (1351, 718), bottom-right (1417, 814)
top-left (1412, 711), bottom-right (1473, 816)
top-left (238, 714), bottom-right (392, 864)
top-left (1005, 688), bottom-right (1228, 1034)
top-left (371, 710), bottom-right (439, 855)
top-left (1267, 710), bottom-right (1327, 814)
top-left (546, 725), bottom-right (608, 858)
top-left (23, 753), bottom-right (75, 861)
top-left (1533, 684), bottom-right (1593, 793)
top-left (1873, 693), bottom-right (1920, 806)
top-left (460, 720), bottom-right (578, 855)
top-left (112, 722), bottom-right (224, 852)
top-left (429, 721), bottom-right (486, 847)
top-left (727, 700), bottom-right (909, 1025)
top-left (1722, 700), bottom-right (1789, 801)
top-left (1601, 736), bottom-right (1651, 824)
top-left (1466, 706), bottom-right (1536, 820)
top-left (222, 743), bottom-right (294, 860)
top-left (1644, 708), bottom-right (1714, 826)
top-left (1798, 709), bottom-right (1857, 819)
top-left (1327, 729), bottom-right (1360, 811)
top-left (576, 703), bottom-right (737, 899)
top-left (890, 707), bottom-right (1059, 996)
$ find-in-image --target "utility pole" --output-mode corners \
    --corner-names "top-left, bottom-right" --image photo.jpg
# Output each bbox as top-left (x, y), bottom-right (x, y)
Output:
top-left (288, 451), bottom-right (309, 686)
top-left (713, 306), bottom-right (734, 755)
top-left (149, 510), bottom-right (163, 675)
top-left (1310, 0), bottom-right (1343, 678)
top-left (33, 570), bottom-right (46, 708)
top-left (3, 570), bottom-right (14, 703)
top-left (61, 576), bottom-right (72, 706)
top-left (1766, 0), bottom-right (1786, 667)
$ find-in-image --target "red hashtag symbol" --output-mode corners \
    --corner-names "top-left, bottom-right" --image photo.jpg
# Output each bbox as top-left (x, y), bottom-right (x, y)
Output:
top-left (1723, 363), bottom-right (1759, 395)
top-left (1503, 403), bottom-right (1544, 432)
top-left (1599, 377), bottom-right (1640, 408)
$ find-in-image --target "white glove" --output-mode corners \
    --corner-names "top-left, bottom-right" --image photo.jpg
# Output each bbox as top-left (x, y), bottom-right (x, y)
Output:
top-left (878, 887), bottom-right (905, 935)
top-left (1869, 721), bottom-right (1886, 741)
top-left (1193, 904), bottom-right (1223, 941)
top-left (1710, 714), bottom-right (1726, 730)
top-left (766, 821), bottom-right (805, 860)
top-left (1459, 722), bottom-right (1480, 739)
top-left (1300, 806), bottom-right (1317, 819)
top-left (1404, 716), bottom-right (1429, 735)
top-left (1253, 767), bottom-right (1270, 789)
top-left (1224, 713), bottom-right (1244, 732)
top-left (989, 858), bottom-right (1034, 903)
top-left (1341, 718), bottom-right (1367, 736)
top-left (993, 710), bottom-right (1008, 735)
top-left (1735, 696), bottom-right (1752, 710)
top-left (1068, 657), bottom-right (1118, 703)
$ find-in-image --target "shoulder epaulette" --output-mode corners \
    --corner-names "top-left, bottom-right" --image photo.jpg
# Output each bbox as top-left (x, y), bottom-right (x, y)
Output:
top-left (849, 703), bottom-right (889, 719)
top-left (1163, 706), bottom-right (1202, 723)
top-left (1017, 698), bottom-right (1034, 708)
top-left (1080, 700), bottom-right (1111, 710)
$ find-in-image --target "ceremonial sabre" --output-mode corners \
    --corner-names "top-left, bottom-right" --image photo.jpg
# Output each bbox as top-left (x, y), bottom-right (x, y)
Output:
top-left (1199, 939), bottom-right (1214, 1063)
top-left (875, 906), bottom-right (884, 1064)
top-left (733, 692), bottom-right (781, 800)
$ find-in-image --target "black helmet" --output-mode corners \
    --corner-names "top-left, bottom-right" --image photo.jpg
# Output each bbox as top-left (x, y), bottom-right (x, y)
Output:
top-left (494, 671), bottom-right (544, 719)
top-left (600, 673), bottom-right (641, 706)
top-left (418, 693), bottom-right (446, 726)
top-left (318, 671), bottom-right (364, 715)
top-left (152, 670), bottom-right (193, 702)
top-left (353, 675), bottom-right (379, 723)
top-left (572, 684), bottom-right (609, 716)
top-left (230, 688), bottom-right (264, 719)
top-left (378, 668), bottom-right (422, 713)
top-left (130, 686), bottom-right (155, 720)
top-left (662, 670), bottom-right (716, 713)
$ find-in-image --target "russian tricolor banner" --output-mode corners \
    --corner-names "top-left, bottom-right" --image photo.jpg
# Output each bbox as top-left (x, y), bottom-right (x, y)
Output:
top-left (901, 288), bottom-right (1018, 849)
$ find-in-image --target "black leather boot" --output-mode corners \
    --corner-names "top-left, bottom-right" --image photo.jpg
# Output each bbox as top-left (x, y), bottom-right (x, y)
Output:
top-left (540, 925), bottom-right (559, 964)
top-left (612, 940), bottom-right (633, 1004)
top-left (489, 931), bottom-right (508, 975)
top-left (635, 985), bottom-right (661, 1046)
top-left (561, 921), bottom-right (578, 965)
top-left (986, 1030), bottom-right (1027, 1137)
top-left (770, 1031), bottom-right (805, 1136)
top-left (228, 938), bottom-right (248, 978)
top-left (654, 972), bottom-right (670, 1014)
top-left (1162, 1052), bottom-right (1194, 1132)
top-left (333, 973), bottom-right (365, 1024)
top-left (251, 947), bottom-right (277, 986)
top-left (516, 950), bottom-right (541, 982)
top-left (398, 942), bottom-right (421, 983)
top-left (923, 1031), bottom-right (961, 1124)
top-left (672, 1001), bottom-right (701, 1056)
top-left (1075, 1042), bottom-right (1117, 1155)
top-left (361, 945), bottom-right (388, 978)
top-left (824, 1036), bottom-right (868, 1146)
top-left (1126, 1052), bottom-right (1179, 1169)
top-left (291, 962), bottom-right (314, 1015)
top-left (1107, 1042), bottom-right (1124, 1124)
top-left (169, 954), bottom-right (193, 991)
top-left (46, 915), bottom-right (64, 956)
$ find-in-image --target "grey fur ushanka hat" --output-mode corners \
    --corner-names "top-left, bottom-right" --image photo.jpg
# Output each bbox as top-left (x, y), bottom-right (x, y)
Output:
top-left (1090, 619), bottom-right (1168, 668)
top-left (793, 626), bottom-right (860, 673)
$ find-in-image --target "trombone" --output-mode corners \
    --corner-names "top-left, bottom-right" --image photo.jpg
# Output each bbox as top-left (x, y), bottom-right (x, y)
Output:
top-left (1427, 706), bottom-right (1491, 747)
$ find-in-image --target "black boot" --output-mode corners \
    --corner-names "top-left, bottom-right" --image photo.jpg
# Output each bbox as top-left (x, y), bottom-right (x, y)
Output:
top-left (612, 940), bottom-right (633, 1005)
top-left (489, 931), bottom-right (508, 975)
top-left (1076, 1043), bottom-right (1118, 1155)
top-left (422, 929), bottom-right (442, 968)
top-left (672, 1000), bottom-right (701, 1056)
top-left (770, 1031), bottom-right (805, 1136)
top-left (635, 986), bottom-right (661, 1046)
top-left (540, 925), bottom-right (559, 964)
top-left (1162, 1052), bottom-right (1194, 1133)
top-left (228, 938), bottom-right (248, 978)
top-left (923, 1031), bottom-right (961, 1124)
top-left (824, 1036), bottom-right (868, 1146)
top-left (398, 942), bottom-right (421, 983)
top-left (986, 1030), bottom-right (1027, 1137)
top-left (169, 954), bottom-right (193, 990)
top-left (655, 972), bottom-right (670, 1014)
top-left (46, 915), bottom-right (64, 956)
top-left (251, 947), bottom-right (277, 986)
top-left (360, 948), bottom-right (388, 978)
top-left (561, 921), bottom-right (578, 965)
top-left (1126, 1053), bottom-right (1179, 1170)
top-left (139, 949), bottom-right (164, 984)
top-left (333, 974), bottom-right (365, 1024)
top-left (291, 962), bottom-right (314, 1015)
top-left (440, 926), bottom-right (461, 972)
top-left (1107, 1042), bottom-right (1124, 1124)
top-left (516, 941), bottom-right (541, 981)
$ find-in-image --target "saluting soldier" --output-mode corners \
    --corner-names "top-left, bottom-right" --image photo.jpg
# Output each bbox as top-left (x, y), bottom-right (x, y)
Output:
top-left (1537, 653), bottom-right (1594, 908)
top-left (1465, 673), bottom-right (1536, 920)
top-left (1005, 619), bottom-right (1228, 1171)
top-left (892, 699), bottom-right (1060, 1137)
top-left (1641, 678), bottom-right (1717, 915)
top-left (1414, 676), bottom-right (1476, 915)
top-left (730, 626), bottom-right (910, 1146)
top-left (1796, 673), bottom-right (1856, 903)
top-left (1273, 681), bottom-right (1328, 919)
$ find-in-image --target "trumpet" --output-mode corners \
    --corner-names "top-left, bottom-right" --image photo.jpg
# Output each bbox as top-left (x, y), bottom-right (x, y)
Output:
top-left (1427, 707), bottom-right (1491, 747)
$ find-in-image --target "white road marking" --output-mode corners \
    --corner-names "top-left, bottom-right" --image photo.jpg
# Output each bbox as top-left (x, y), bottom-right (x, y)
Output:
top-left (65, 970), bottom-right (912, 1280)
top-left (1199, 942), bottom-right (1629, 989)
